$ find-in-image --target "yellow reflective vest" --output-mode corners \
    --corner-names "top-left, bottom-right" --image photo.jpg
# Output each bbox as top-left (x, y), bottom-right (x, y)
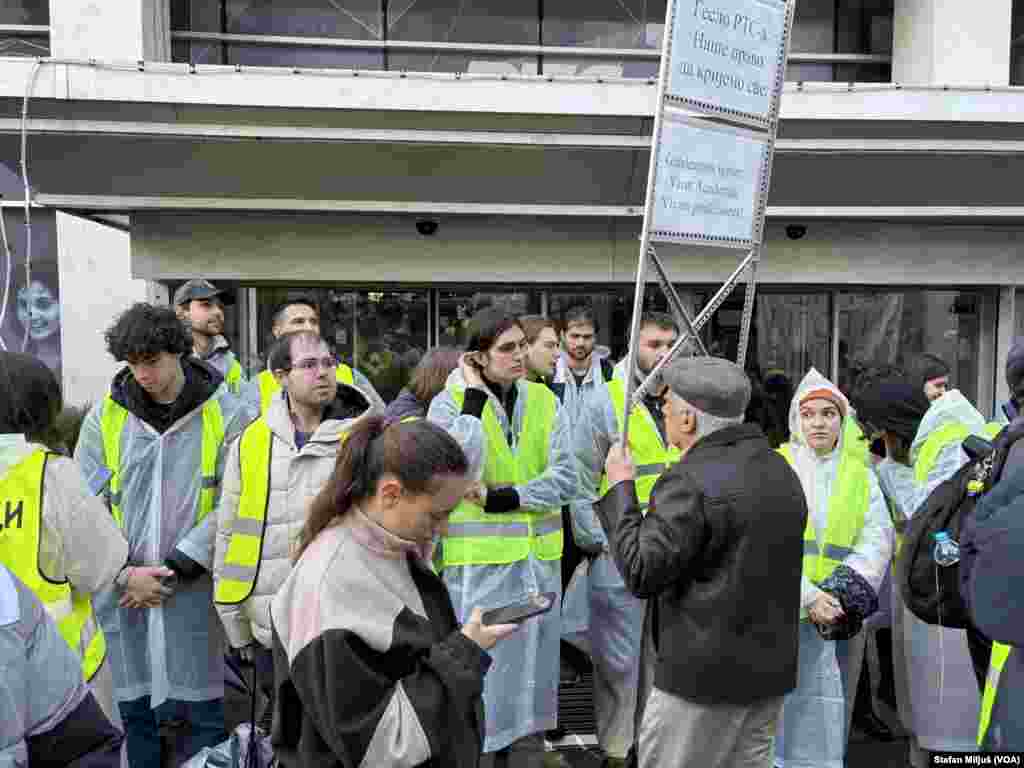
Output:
top-left (978, 642), bottom-right (1012, 746)
top-left (0, 449), bottom-right (107, 680)
top-left (224, 357), bottom-right (243, 395)
top-left (257, 366), bottom-right (355, 414)
top-left (440, 382), bottom-right (563, 568)
top-left (598, 378), bottom-right (680, 512)
top-left (100, 396), bottom-right (225, 529)
top-left (779, 440), bottom-right (869, 584)
top-left (214, 418), bottom-right (274, 605)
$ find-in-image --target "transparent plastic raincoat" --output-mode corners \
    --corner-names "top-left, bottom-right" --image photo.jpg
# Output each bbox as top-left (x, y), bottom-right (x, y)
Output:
top-left (428, 368), bottom-right (575, 752)
top-left (75, 372), bottom-right (254, 709)
top-left (551, 346), bottom-right (613, 428)
top-left (875, 389), bottom-right (988, 753)
top-left (776, 369), bottom-right (893, 768)
top-left (567, 358), bottom-right (662, 758)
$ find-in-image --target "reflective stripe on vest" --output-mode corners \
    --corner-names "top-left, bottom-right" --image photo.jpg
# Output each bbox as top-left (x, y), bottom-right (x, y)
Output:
top-left (258, 365), bottom-right (355, 414)
top-left (0, 450), bottom-right (107, 680)
top-left (214, 419), bottom-right (273, 605)
top-left (779, 440), bottom-right (869, 584)
top-left (598, 378), bottom-right (680, 507)
top-left (100, 395), bottom-right (225, 529)
top-left (441, 382), bottom-right (562, 567)
top-left (978, 642), bottom-right (1012, 746)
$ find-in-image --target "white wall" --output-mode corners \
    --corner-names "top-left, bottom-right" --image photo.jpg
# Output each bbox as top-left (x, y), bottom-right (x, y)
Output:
top-left (50, 0), bottom-right (170, 62)
top-left (57, 213), bottom-right (148, 406)
top-left (130, 213), bottom-right (1024, 287)
top-left (894, 0), bottom-right (1013, 85)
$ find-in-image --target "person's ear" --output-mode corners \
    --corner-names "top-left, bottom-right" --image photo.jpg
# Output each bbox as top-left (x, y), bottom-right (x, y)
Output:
top-left (174, 305), bottom-right (188, 321)
top-left (273, 369), bottom-right (289, 388)
top-left (378, 477), bottom-right (403, 508)
top-left (683, 409), bottom-right (698, 435)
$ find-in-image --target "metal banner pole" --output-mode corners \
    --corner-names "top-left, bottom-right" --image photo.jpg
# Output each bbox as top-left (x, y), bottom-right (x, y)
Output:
top-left (647, 246), bottom-right (709, 357)
top-left (736, 250), bottom-right (760, 370)
top-left (621, 0), bottom-right (678, 448)
top-left (631, 249), bottom-right (757, 404)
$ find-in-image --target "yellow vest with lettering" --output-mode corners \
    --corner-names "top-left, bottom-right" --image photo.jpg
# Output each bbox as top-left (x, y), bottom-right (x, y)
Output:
top-left (257, 366), bottom-right (355, 414)
top-left (779, 438), bottom-right (869, 584)
top-left (978, 642), bottom-right (1012, 746)
top-left (0, 450), bottom-right (106, 680)
top-left (100, 396), bottom-right (224, 529)
top-left (440, 382), bottom-right (562, 568)
top-left (598, 378), bottom-right (680, 510)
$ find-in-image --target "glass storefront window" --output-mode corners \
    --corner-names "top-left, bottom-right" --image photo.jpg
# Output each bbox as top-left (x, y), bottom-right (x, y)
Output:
top-left (438, 288), bottom-right (540, 347)
top-left (755, 293), bottom-right (832, 390)
top-left (254, 287), bottom-right (429, 402)
top-left (543, 0), bottom-right (664, 79)
top-left (387, 0), bottom-right (539, 75)
top-left (836, 290), bottom-right (983, 404)
top-left (0, 0), bottom-right (47, 25)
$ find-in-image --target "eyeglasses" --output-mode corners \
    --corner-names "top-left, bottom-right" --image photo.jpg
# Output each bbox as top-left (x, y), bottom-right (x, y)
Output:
top-left (290, 356), bottom-right (338, 373)
top-left (494, 340), bottom-right (529, 355)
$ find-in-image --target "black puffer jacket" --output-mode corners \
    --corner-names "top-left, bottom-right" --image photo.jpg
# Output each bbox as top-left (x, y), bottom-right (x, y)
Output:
top-left (596, 424), bottom-right (807, 706)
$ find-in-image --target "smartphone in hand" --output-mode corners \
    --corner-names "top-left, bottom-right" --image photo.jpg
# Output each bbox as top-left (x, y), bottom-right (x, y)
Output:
top-left (482, 592), bottom-right (556, 626)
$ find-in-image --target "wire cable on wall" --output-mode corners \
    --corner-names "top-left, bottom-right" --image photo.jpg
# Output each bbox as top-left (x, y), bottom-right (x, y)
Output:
top-left (0, 208), bottom-right (12, 352)
top-left (19, 59), bottom-right (42, 352)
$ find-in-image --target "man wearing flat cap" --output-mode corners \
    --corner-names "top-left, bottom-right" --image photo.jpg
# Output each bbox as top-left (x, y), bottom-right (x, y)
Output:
top-left (596, 356), bottom-right (807, 768)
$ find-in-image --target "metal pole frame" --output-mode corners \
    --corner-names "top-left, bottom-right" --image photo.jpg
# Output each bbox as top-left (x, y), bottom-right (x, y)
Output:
top-left (622, 0), bottom-right (795, 434)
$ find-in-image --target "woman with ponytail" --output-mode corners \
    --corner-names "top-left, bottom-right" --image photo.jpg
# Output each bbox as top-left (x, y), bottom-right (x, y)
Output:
top-left (269, 415), bottom-right (518, 768)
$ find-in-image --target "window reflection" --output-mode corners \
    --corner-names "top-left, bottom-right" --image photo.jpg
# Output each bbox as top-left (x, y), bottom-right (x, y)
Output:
top-left (836, 291), bottom-right (982, 404)
top-left (543, 0), bottom-right (663, 78)
top-left (438, 289), bottom-right (540, 347)
top-left (0, 0), bottom-right (48, 25)
top-left (256, 288), bottom-right (429, 402)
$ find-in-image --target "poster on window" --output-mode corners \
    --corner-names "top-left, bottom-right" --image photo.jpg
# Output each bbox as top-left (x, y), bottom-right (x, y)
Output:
top-left (0, 209), bottom-right (61, 382)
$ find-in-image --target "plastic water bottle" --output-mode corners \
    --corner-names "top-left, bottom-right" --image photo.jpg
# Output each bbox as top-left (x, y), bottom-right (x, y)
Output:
top-left (933, 531), bottom-right (961, 567)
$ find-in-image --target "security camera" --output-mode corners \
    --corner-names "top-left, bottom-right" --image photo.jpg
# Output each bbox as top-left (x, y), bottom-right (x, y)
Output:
top-left (785, 224), bottom-right (807, 240)
top-left (415, 219), bottom-right (439, 236)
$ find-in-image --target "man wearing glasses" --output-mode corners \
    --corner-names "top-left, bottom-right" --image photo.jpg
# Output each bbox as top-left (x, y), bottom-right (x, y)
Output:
top-left (213, 330), bottom-right (381, 721)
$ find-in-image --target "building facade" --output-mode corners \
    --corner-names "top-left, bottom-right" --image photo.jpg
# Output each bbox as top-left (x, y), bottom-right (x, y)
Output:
top-left (1, 0), bottom-right (1023, 409)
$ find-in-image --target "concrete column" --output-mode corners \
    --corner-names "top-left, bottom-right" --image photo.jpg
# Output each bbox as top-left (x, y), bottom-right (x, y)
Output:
top-left (50, 0), bottom-right (170, 62)
top-left (893, 0), bottom-right (1013, 85)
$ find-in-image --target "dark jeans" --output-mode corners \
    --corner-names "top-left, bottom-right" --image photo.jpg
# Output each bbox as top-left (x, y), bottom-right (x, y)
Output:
top-left (118, 696), bottom-right (225, 768)
top-left (252, 646), bottom-right (275, 731)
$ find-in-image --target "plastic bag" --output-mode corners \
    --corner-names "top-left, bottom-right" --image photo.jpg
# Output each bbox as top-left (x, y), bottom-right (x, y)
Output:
top-left (182, 722), bottom-right (276, 768)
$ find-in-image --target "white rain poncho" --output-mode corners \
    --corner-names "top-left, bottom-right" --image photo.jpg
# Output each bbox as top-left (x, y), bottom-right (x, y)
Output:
top-left (75, 370), bottom-right (254, 709)
top-left (566, 359), bottom-right (660, 758)
top-left (551, 346), bottom-right (613, 429)
top-left (776, 369), bottom-right (893, 768)
top-left (875, 389), bottom-right (988, 753)
top-left (428, 368), bottom-right (575, 753)
top-left (0, 434), bottom-right (129, 728)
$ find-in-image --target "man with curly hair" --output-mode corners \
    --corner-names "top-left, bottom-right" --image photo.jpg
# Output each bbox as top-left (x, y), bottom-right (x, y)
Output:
top-left (74, 302), bottom-right (256, 768)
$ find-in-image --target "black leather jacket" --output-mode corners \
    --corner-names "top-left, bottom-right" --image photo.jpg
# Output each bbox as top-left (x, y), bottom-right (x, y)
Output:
top-left (595, 423), bottom-right (807, 706)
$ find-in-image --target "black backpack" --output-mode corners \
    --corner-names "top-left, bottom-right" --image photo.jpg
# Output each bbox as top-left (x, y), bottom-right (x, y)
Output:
top-left (898, 423), bottom-right (1024, 627)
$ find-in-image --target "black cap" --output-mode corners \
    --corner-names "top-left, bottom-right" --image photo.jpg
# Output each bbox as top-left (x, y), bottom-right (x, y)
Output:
top-left (173, 279), bottom-right (234, 307)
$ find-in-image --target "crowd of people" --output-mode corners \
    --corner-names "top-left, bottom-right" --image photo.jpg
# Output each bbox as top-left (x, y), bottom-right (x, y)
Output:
top-left (1, 276), bottom-right (1022, 768)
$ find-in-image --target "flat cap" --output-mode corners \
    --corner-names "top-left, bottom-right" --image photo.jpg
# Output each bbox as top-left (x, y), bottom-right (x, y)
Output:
top-left (173, 278), bottom-right (233, 307)
top-left (663, 356), bottom-right (751, 418)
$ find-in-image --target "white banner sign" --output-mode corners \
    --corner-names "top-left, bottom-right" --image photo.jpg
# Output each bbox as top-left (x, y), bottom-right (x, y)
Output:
top-left (666, 0), bottom-right (788, 126)
top-left (650, 113), bottom-right (771, 248)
